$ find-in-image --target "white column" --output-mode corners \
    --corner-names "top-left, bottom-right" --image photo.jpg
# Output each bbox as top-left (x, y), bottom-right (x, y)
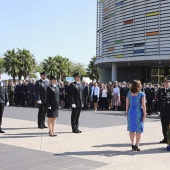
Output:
top-left (112, 63), bottom-right (117, 81)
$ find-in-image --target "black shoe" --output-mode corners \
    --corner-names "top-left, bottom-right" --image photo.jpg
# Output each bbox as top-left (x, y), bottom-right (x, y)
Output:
top-left (134, 145), bottom-right (140, 151)
top-left (0, 129), bottom-right (5, 133)
top-left (38, 126), bottom-right (44, 129)
top-left (72, 130), bottom-right (79, 133)
top-left (77, 129), bottom-right (82, 133)
top-left (132, 145), bottom-right (135, 151)
top-left (42, 125), bottom-right (48, 128)
top-left (160, 139), bottom-right (167, 143)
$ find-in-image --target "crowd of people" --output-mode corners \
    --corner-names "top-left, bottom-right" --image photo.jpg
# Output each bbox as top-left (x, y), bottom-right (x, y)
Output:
top-left (2, 78), bottom-right (165, 116)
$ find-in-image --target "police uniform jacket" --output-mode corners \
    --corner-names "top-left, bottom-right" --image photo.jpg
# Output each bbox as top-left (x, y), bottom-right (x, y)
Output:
top-left (35, 79), bottom-right (49, 103)
top-left (145, 87), bottom-right (155, 101)
top-left (69, 82), bottom-right (82, 107)
top-left (46, 85), bottom-right (60, 111)
top-left (0, 82), bottom-right (9, 104)
top-left (157, 88), bottom-right (170, 108)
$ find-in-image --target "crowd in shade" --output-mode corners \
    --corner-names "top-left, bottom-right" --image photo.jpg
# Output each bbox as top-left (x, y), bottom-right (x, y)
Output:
top-left (3, 78), bottom-right (164, 115)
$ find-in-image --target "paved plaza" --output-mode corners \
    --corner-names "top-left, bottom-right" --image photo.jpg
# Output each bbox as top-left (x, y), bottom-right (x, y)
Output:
top-left (0, 106), bottom-right (170, 170)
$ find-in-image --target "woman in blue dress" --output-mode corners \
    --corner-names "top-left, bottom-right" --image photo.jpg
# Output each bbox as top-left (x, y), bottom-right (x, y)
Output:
top-left (126, 80), bottom-right (146, 151)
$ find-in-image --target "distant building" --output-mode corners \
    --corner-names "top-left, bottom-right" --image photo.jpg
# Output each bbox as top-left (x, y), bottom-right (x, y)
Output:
top-left (95, 0), bottom-right (170, 83)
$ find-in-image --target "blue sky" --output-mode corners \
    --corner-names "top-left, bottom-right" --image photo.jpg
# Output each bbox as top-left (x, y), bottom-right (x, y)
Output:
top-left (0, 0), bottom-right (96, 68)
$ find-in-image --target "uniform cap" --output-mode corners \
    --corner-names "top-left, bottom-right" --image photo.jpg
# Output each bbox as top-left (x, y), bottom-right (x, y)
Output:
top-left (73, 72), bottom-right (81, 77)
top-left (40, 71), bottom-right (46, 75)
top-left (50, 76), bottom-right (57, 80)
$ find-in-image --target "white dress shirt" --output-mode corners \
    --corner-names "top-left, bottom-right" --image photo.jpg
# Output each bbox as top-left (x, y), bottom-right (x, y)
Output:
top-left (102, 89), bottom-right (107, 98)
top-left (112, 87), bottom-right (120, 96)
top-left (91, 86), bottom-right (99, 98)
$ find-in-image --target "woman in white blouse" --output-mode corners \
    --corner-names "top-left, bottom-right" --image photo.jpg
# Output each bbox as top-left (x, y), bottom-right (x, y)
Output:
top-left (101, 84), bottom-right (108, 110)
top-left (91, 82), bottom-right (99, 111)
top-left (112, 82), bottom-right (120, 111)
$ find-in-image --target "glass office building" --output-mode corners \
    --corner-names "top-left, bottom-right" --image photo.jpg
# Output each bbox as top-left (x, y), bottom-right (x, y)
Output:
top-left (96, 0), bottom-right (170, 83)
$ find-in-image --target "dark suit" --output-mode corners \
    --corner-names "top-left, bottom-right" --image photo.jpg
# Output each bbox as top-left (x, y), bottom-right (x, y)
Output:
top-left (145, 87), bottom-right (155, 114)
top-left (69, 81), bottom-right (82, 131)
top-left (35, 79), bottom-right (49, 127)
top-left (157, 87), bottom-right (170, 141)
top-left (82, 85), bottom-right (89, 110)
top-left (0, 81), bottom-right (9, 129)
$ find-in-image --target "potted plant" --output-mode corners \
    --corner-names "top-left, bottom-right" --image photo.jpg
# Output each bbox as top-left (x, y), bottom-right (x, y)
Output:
top-left (167, 124), bottom-right (170, 151)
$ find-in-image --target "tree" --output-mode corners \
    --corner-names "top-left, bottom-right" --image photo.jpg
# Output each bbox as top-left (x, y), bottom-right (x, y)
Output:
top-left (3, 49), bottom-right (19, 81)
top-left (17, 48), bottom-right (36, 80)
top-left (0, 57), bottom-right (5, 72)
top-left (70, 62), bottom-right (87, 77)
top-left (86, 56), bottom-right (99, 82)
top-left (3, 48), bottom-right (36, 80)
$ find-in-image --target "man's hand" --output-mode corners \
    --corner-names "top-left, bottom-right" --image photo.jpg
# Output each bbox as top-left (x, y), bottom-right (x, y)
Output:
top-left (48, 106), bottom-right (51, 109)
top-left (72, 104), bottom-right (76, 108)
top-left (6, 102), bottom-right (9, 106)
top-left (37, 100), bottom-right (42, 104)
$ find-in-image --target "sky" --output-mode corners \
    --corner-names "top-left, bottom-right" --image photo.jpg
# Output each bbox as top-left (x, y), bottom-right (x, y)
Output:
top-left (0, 0), bottom-right (97, 70)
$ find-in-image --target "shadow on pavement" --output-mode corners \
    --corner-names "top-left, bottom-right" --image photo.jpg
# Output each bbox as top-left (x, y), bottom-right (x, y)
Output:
top-left (92, 142), bottom-right (161, 148)
top-left (54, 147), bottom-right (167, 157)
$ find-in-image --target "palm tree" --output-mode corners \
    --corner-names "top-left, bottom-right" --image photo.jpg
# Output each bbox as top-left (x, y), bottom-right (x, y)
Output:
top-left (42, 56), bottom-right (59, 77)
top-left (17, 48), bottom-right (36, 79)
top-left (3, 49), bottom-right (20, 81)
top-left (86, 56), bottom-right (99, 82)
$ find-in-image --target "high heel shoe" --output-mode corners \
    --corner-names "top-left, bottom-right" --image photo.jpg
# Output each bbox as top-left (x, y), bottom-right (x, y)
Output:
top-left (134, 145), bottom-right (140, 151)
top-left (132, 145), bottom-right (135, 151)
top-left (49, 131), bottom-right (54, 137)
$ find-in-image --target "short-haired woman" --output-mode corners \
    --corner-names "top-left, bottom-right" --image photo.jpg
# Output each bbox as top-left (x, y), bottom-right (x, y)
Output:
top-left (46, 76), bottom-right (60, 137)
top-left (126, 80), bottom-right (146, 151)
top-left (91, 82), bottom-right (99, 111)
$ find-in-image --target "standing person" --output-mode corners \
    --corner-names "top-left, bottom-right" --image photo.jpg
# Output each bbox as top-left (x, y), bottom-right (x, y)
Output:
top-left (0, 71), bottom-right (9, 133)
top-left (101, 84), bottom-right (108, 110)
top-left (82, 81), bottom-right (89, 110)
top-left (46, 76), bottom-right (60, 137)
top-left (91, 82), bottom-right (100, 111)
top-left (112, 82), bottom-right (120, 111)
top-left (64, 81), bottom-right (70, 108)
top-left (59, 83), bottom-right (65, 108)
top-left (69, 72), bottom-right (82, 133)
top-left (35, 71), bottom-right (49, 129)
top-left (7, 80), bottom-right (14, 106)
top-left (157, 76), bottom-right (170, 143)
top-left (126, 80), bottom-right (146, 151)
top-left (145, 83), bottom-right (155, 115)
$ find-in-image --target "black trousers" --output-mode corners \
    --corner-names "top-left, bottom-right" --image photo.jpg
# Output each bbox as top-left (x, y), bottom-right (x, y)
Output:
top-left (160, 107), bottom-right (170, 140)
top-left (83, 96), bottom-right (88, 110)
top-left (0, 103), bottom-right (5, 127)
top-left (147, 100), bottom-right (153, 114)
top-left (38, 103), bottom-right (47, 126)
top-left (71, 104), bottom-right (81, 131)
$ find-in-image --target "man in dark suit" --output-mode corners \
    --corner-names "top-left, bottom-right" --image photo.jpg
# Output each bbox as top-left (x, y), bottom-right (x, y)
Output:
top-left (145, 83), bottom-right (155, 115)
top-left (82, 81), bottom-right (89, 110)
top-left (157, 76), bottom-right (170, 143)
top-left (69, 72), bottom-right (82, 133)
top-left (0, 71), bottom-right (9, 133)
top-left (35, 71), bottom-right (49, 129)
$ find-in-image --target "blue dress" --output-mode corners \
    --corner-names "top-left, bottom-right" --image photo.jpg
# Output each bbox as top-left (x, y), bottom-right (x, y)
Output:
top-left (127, 91), bottom-right (145, 133)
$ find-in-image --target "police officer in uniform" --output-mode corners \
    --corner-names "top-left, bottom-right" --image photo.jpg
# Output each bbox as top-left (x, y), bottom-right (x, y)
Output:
top-left (145, 83), bottom-right (155, 115)
top-left (69, 72), bottom-right (82, 133)
top-left (0, 71), bottom-right (9, 133)
top-left (35, 71), bottom-right (49, 129)
top-left (46, 76), bottom-right (60, 137)
top-left (157, 76), bottom-right (170, 143)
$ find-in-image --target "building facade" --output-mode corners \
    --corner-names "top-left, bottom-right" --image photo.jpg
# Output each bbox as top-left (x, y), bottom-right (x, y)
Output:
top-left (95, 0), bottom-right (170, 83)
